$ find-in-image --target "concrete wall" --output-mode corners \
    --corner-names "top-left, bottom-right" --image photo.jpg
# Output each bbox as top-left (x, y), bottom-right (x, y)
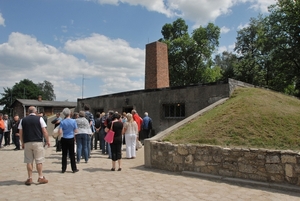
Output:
top-left (77, 82), bottom-right (229, 134)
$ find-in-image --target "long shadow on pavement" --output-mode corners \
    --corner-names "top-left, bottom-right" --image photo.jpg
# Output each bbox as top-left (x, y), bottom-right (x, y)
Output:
top-left (130, 165), bottom-right (300, 198)
top-left (0, 180), bottom-right (24, 186)
top-left (82, 167), bottom-right (112, 172)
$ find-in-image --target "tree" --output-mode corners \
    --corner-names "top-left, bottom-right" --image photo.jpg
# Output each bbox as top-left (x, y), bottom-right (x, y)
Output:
top-left (214, 51), bottom-right (239, 82)
top-left (234, 16), bottom-right (268, 86)
top-left (0, 79), bottom-right (56, 115)
top-left (233, 0), bottom-right (300, 96)
top-left (37, 80), bottom-right (56, 101)
top-left (159, 18), bottom-right (220, 86)
top-left (264, 0), bottom-right (300, 95)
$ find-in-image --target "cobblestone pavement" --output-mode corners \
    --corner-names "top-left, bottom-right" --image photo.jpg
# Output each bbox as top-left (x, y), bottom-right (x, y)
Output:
top-left (1, 138), bottom-right (300, 201)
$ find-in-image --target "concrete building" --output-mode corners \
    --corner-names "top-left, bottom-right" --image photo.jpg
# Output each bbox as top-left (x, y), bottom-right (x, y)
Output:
top-left (77, 41), bottom-right (231, 135)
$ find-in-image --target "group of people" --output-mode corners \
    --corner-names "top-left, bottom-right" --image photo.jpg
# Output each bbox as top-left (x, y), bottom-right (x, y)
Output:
top-left (0, 111), bottom-right (48, 151)
top-left (0, 113), bottom-right (22, 150)
top-left (0, 105), bottom-right (153, 185)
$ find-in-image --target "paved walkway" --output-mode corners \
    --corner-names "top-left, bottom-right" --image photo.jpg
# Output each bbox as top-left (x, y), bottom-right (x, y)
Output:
top-left (1, 138), bottom-right (300, 201)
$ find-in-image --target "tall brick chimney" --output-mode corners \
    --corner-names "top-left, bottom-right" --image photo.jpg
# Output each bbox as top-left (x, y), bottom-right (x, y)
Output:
top-left (145, 41), bottom-right (169, 90)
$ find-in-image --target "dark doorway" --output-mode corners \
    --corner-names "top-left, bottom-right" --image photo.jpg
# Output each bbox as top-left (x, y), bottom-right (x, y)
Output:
top-left (94, 108), bottom-right (104, 115)
top-left (123, 106), bottom-right (133, 114)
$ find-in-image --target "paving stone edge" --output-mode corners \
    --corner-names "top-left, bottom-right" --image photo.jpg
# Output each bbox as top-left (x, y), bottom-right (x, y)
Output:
top-left (182, 171), bottom-right (300, 193)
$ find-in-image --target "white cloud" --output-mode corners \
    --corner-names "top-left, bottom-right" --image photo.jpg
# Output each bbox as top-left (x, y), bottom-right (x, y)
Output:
top-left (0, 32), bottom-right (145, 101)
top-left (0, 32), bottom-right (92, 101)
top-left (0, 13), bottom-right (5, 27)
top-left (228, 43), bottom-right (235, 51)
top-left (249, 0), bottom-right (276, 13)
top-left (65, 34), bottom-right (145, 96)
top-left (217, 46), bottom-right (228, 54)
top-left (237, 22), bottom-right (250, 30)
top-left (220, 26), bottom-right (230, 34)
top-left (217, 43), bottom-right (235, 54)
top-left (90, 0), bottom-right (275, 26)
top-left (64, 33), bottom-right (145, 79)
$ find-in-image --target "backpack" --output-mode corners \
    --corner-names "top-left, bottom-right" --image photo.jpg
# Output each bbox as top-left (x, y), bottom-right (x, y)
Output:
top-left (85, 111), bottom-right (93, 123)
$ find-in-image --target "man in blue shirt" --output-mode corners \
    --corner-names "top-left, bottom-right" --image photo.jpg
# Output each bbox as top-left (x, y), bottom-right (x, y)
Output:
top-left (142, 112), bottom-right (152, 143)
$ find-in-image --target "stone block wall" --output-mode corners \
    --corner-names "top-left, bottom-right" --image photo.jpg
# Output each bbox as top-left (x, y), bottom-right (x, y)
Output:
top-left (150, 141), bottom-right (300, 186)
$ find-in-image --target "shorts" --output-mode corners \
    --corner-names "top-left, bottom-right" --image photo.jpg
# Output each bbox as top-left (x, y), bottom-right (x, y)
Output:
top-left (24, 142), bottom-right (45, 164)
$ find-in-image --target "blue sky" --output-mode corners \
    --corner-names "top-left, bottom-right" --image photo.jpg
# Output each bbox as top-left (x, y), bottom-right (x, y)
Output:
top-left (0, 0), bottom-right (276, 102)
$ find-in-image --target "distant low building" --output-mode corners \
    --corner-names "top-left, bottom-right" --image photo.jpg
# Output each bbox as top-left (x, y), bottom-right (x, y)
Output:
top-left (11, 95), bottom-right (77, 118)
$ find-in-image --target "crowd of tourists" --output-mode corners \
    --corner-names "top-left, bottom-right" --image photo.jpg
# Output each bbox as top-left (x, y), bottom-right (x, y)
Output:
top-left (0, 105), bottom-right (153, 185)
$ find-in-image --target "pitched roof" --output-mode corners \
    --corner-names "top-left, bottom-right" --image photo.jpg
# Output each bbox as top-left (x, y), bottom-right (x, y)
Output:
top-left (15, 99), bottom-right (77, 107)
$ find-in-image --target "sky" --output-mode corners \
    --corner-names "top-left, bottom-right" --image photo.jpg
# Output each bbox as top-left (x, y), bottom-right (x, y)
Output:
top-left (0, 0), bottom-right (276, 102)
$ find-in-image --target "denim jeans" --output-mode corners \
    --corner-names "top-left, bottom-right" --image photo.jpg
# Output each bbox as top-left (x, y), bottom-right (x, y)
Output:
top-left (0, 133), bottom-right (3, 148)
top-left (87, 135), bottom-right (92, 157)
top-left (100, 128), bottom-right (106, 154)
top-left (75, 134), bottom-right (88, 162)
top-left (90, 134), bottom-right (94, 150)
top-left (106, 141), bottom-right (112, 159)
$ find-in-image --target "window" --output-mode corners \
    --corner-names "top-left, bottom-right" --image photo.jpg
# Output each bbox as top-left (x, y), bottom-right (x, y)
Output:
top-left (163, 103), bottom-right (185, 118)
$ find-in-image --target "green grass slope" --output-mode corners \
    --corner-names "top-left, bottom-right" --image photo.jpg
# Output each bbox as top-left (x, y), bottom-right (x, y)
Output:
top-left (164, 87), bottom-right (300, 151)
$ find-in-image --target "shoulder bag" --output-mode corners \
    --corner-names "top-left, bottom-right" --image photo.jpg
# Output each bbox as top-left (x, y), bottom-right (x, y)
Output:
top-left (104, 122), bottom-right (115, 143)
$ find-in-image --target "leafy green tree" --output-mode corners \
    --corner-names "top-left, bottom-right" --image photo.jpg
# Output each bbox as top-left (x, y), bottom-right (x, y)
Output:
top-left (159, 18), bottom-right (220, 86)
top-left (233, 0), bottom-right (300, 96)
top-left (37, 80), bottom-right (56, 101)
top-left (264, 0), bottom-right (300, 95)
top-left (0, 79), bottom-right (56, 114)
top-left (234, 16), bottom-right (268, 86)
top-left (214, 51), bottom-right (239, 82)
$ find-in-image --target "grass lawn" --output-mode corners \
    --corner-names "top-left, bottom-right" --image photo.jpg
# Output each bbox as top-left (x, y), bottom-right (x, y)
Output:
top-left (163, 87), bottom-right (300, 151)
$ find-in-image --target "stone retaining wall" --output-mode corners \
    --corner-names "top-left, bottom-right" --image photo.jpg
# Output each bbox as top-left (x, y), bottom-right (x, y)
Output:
top-left (150, 141), bottom-right (300, 186)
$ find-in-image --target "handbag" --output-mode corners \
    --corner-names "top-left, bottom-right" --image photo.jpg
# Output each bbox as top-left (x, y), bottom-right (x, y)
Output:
top-left (104, 122), bottom-right (115, 143)
top-left (52, 126), bottom-right (60, 139)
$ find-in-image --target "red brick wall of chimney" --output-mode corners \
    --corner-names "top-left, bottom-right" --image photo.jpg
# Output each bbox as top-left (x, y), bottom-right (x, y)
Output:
top-left (145, 41), bottom-right (169, 90)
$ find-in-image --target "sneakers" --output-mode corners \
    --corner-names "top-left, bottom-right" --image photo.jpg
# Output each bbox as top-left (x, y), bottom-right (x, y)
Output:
top-left (37, 176), bottom-right (48, 184)
top-left (25, 178), bottom-right (33, 185)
